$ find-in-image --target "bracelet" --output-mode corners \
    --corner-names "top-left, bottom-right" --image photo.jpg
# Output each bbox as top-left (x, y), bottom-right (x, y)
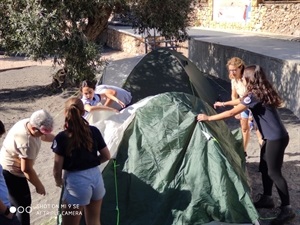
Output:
top-left (222, 102), bottom-right (225, 107)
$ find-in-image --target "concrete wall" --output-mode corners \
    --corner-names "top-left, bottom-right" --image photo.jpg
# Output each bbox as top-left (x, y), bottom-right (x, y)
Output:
top-left (189, 39), bottom-right (300, 118)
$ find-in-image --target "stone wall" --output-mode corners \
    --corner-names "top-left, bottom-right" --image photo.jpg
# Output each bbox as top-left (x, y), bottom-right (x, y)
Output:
top-left (104, 28), bottom-right (145, 54)
top-left (193, 1), bottom-right (300, 37)
top-left (103, 26), bottom-right (189, 56)
top-left (252, 3), bottom-right (300, 36)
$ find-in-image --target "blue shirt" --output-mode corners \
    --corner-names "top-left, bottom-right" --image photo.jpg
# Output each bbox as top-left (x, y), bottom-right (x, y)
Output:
top-left (0, 164), bottom-right (10, 207)
top-left (241, 93), bottom-right (288, 140)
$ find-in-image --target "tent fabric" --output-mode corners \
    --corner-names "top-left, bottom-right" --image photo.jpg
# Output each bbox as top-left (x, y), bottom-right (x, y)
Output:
top-left (56, 48), bottom-right (260, 225)
top-left (88, 96), bottom-right (156, 169)
top-left (115, 48), bottom-right (219, 105)
top-left (100, 92), bottom-right (258, 225)
top-left (98, 55), bottom-right (144, 87)
top-left (58, 92), bottom-right (258, 225)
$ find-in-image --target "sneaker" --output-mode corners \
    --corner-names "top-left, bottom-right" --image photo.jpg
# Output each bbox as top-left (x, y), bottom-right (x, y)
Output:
top-left (271, 206), bottom-right (295, 225)
top-left (253, 194), bottom-right (275, 209)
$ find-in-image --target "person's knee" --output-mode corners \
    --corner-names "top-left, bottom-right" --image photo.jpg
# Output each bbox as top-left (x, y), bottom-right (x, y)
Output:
top-left (267, 169), bottom-right (281, 181)
top-left (241, 127), bottom-right (249, 133)
top-left (240, 120), bottom-right (249, 133)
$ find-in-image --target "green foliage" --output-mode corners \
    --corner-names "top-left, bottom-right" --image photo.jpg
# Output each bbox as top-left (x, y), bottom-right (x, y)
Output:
top-left (130, 0), bottom-right (195, 39)
top-left (0, 0), bottom-right (195, 84)
top-left (0, 0), bottom-right (107, 84)
top-left (61, 31), bottom-right (102, 83)
top-left (1, 0), bottom-right (63, 59)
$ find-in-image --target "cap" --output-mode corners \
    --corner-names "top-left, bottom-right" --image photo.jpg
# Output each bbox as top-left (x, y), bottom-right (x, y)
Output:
top-left (29, 110), bottom-right (54, 134)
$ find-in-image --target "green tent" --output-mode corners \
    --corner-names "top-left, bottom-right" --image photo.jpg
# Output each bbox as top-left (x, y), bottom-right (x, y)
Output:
top-left (57, 48), bottom-right (259, 225)
top-left (100, 92), bottom-right (258, 225)
top-left (102, 48), bottom-right (219, 106)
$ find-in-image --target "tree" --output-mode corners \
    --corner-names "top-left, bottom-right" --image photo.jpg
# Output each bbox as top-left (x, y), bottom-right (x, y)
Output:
top-left (131, 0), bottom-right (194, 40)
top-left (0, 0), bottom-right (196, 85)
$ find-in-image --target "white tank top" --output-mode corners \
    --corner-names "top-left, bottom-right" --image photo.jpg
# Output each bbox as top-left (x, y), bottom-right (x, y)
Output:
top-left (231, 79), bottom-right (246, 98)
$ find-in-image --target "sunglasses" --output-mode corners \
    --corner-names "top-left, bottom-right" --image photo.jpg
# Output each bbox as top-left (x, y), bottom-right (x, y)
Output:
top-left (34, 126), bottom-right (52, 135)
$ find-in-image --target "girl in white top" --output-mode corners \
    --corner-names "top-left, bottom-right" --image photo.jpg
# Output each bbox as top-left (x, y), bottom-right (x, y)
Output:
top-left (226, 57), bottom-right (262, 156)
top-left (80, 80), bottom-right (119, 119)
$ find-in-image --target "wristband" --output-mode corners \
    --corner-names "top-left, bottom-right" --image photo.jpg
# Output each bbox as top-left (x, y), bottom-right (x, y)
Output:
top-left (4, 207), bottom-right (10, 216)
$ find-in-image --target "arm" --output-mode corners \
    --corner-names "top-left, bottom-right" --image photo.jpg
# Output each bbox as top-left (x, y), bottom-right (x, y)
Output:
top-left (197, 103), bottom-right (247, 122)
top-left (102, 90), bottom-right (126, 108)
top-left (84, 104), bottom-right (118, 113)
top-left (213, 98), bottom-right (241, 108)
top-left (21, 158), bottom-right (46, 195)
top-left (0, 201), bottom-right (13, 219)
top-left (53, 154), bottom-right (64, 188)
top-left (99, 146), bottom-right (111, 164)
top-left (41, 133), bottom-right (55, 142)
top-left (231, 85), bottom-right (242, 119)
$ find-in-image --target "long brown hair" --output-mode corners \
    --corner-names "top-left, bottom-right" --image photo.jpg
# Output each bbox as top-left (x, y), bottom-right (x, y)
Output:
top-left (243, 65), bottom-right (282, 107)
top-left (64, 97), bottom-right (93, 156)
top-left (226, 57), bottom-right (245, 80)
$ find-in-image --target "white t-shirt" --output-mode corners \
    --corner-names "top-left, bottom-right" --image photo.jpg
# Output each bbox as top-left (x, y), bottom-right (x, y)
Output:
top-left (0, 119), bottom-right (41, 177)
top-left (95, 85), bottom-right (132, 110)
top-left (81, 94), bottom-right (102, 119)
top-left (231, 79), bottom-right (246, 98)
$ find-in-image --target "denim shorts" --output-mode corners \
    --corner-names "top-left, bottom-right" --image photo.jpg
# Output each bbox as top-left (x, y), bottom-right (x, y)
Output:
top-left (63, 166), bottom-right (105, 205)
top-left (240, 109), bottom-right (250, 119)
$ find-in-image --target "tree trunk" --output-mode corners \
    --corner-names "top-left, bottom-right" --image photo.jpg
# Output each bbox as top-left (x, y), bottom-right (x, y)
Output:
top-left (84, 6), bottom-right (113, 41)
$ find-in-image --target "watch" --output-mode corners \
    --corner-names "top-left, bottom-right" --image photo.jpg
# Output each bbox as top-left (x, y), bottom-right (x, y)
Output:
top-left (4, 207), bottom-right (10, 216)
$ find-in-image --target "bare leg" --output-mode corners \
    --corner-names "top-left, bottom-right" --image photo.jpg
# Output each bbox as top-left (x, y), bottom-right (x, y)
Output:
top-left (240, 118), bottom-right (250, 153)
top-left (84, 199), bottom-right (103, 225)
top-left (62, 202), bottom-right (83, 225)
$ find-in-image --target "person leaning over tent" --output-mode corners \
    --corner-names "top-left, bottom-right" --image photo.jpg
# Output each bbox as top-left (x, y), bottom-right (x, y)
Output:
top-left (0, 110), bottom-right (55, 225)
top-left (197, 65), bottom-right (295, 225)
top-left (80, 80), bottom-right (119, 120)
top-left (95, 84), bottom-right (132, 111)
top-left (52, 97), bottom-right (111, 225)
top-left (226, 57), bottom-right (262, 157)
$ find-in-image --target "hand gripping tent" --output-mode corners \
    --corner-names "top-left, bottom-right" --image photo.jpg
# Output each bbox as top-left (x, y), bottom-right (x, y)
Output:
top-left (57, 48), bottom-right (259, 225)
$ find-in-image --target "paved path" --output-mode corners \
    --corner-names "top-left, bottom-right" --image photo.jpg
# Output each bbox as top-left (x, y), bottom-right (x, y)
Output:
top-left (110, 26), bottom-right (300, 62)
top-left (188, 28), bottom-right (300, 61)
